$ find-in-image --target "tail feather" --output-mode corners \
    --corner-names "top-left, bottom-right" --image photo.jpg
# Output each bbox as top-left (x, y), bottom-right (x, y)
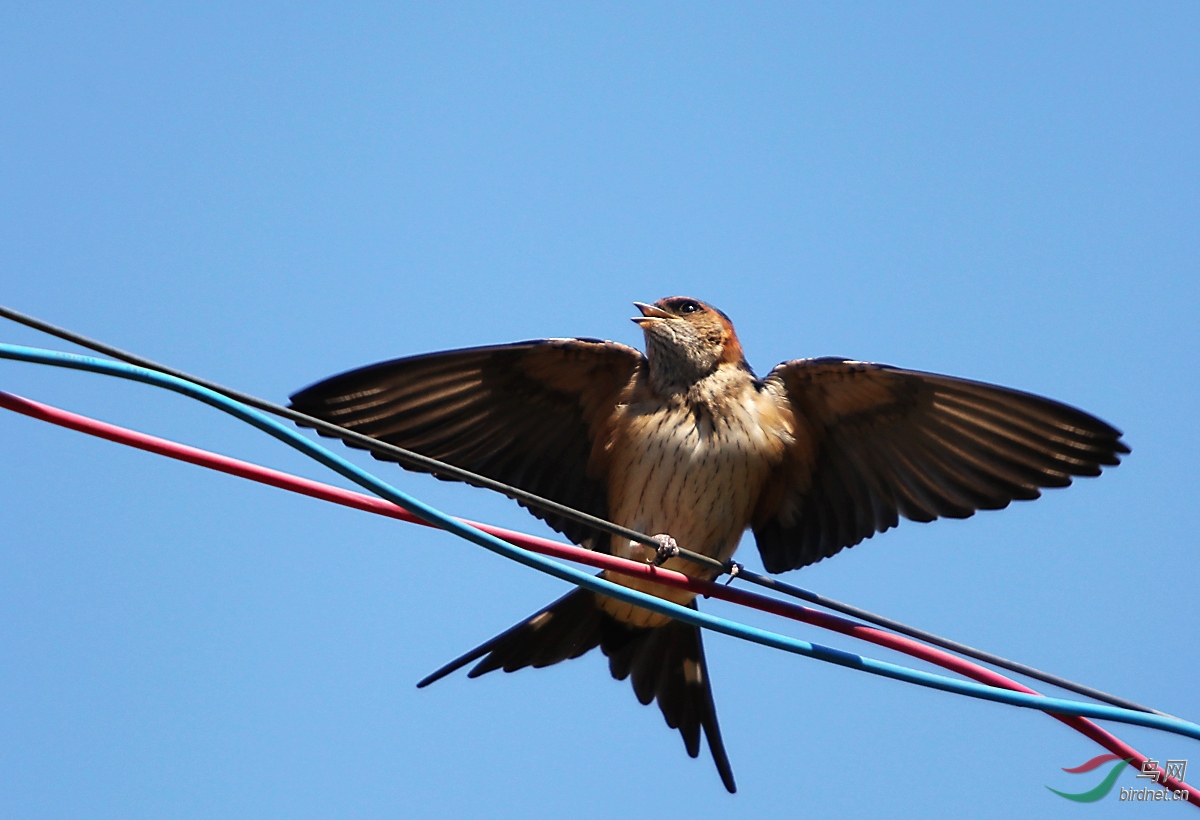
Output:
top-left (480, 588), bottom-right (602, 674)
top-left (612, 616), bottom-right (735, 791)
top-left (418, 587), bottom-right (737, 793)
top-left (415, 590), bottom-right (599, 687)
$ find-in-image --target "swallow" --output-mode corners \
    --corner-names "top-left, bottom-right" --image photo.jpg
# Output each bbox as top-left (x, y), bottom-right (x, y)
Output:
top-left (289, 296), bottom-right (1128, 793)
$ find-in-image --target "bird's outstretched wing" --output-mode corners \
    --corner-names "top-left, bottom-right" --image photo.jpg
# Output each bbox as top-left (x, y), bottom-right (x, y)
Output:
top-left (753, 357), bottom-right (1129, 572)
top-left (289, 339), bottom-right (644, 545)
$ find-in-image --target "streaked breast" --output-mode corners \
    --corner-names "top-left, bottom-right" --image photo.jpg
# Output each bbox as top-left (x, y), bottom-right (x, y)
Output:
top-left (597, 378), bottom-right (790, 627)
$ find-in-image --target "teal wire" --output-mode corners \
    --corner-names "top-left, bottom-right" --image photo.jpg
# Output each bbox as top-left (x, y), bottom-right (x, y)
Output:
top-left (2, 341), bottom-right (1198, 743)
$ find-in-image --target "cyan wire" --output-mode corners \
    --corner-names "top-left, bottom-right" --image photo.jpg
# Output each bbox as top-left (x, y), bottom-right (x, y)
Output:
top-left (0, 303), bottom-right (1165, 718)
top-left (3, 341), bottom-right (1199, 744)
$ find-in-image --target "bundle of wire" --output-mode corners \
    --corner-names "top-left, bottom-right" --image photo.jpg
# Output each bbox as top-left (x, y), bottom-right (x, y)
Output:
top-left (1, 308), bottom-right (1196, 805)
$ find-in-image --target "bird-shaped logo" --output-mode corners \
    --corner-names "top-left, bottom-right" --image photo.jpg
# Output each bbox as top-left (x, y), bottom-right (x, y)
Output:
top-left (289, 296), bottom-right (1128, 793)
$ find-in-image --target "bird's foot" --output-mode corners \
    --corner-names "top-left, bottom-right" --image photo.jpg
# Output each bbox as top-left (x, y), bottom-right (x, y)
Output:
top-left (649, 534), bottom-right (680, 566)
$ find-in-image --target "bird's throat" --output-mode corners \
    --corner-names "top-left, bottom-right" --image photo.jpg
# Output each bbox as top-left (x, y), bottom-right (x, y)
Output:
top-left (645, 337), bottom-right (720, 396)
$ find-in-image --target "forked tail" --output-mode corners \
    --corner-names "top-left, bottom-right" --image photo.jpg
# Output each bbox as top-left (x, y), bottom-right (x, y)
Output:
top-left (418, 587), bottom-right (736, 793)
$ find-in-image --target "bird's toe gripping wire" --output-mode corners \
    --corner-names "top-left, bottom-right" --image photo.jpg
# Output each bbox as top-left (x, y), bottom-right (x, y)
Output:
top-left (649, 534), bottom-right (681, 566)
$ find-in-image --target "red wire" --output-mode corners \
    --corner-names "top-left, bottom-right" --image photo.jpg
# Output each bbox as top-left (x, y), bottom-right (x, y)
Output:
top-left (1, 389), bottom-right (1194, 806)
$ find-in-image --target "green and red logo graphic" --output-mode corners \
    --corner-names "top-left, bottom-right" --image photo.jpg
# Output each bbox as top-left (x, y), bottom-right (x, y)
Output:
top-left (1047, 754), bottom-right (1132, 802)
top-left (1047, 754), bottom-right (1189, 803)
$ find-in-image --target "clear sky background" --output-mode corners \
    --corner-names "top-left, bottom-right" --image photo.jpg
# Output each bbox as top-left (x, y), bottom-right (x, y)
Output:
top-left (1, 4), bottom-right (1197, 818)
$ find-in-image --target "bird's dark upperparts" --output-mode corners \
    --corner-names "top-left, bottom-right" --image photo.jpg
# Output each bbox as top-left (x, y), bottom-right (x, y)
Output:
top-left (289, 296), bottom-right (1129, 794)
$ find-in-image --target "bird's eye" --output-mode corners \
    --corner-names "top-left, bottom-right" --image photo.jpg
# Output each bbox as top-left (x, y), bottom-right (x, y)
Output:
top-left (678, 301), bottom-right (700, 314)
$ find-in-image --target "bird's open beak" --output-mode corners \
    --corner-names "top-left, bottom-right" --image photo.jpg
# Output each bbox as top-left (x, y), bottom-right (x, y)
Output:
top-left (632, 302), bottom-right (673, 326)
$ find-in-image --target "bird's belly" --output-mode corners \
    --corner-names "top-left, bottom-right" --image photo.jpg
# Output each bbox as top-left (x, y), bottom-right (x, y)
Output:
top-left (597, 401), bottom-right (780, 628)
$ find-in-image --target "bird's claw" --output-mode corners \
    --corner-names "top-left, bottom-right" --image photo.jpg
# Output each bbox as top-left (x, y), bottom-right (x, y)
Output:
top-left (650, 534), bottom-right (680, 566)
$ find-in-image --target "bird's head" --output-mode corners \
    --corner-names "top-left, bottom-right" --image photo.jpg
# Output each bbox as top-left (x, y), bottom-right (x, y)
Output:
top-left (632, 297), bottom-right (746, 393)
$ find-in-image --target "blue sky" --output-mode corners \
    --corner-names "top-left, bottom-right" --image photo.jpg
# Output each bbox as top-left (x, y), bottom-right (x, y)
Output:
top-left (1, 4), bottom-right (1197, 817)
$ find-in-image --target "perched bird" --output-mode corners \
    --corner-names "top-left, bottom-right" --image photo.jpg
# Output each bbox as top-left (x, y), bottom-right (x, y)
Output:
top-left (289, 296), bottom-right (1128, 793)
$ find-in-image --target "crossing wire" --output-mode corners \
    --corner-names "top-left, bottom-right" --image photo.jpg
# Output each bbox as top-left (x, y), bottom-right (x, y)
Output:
top-left (1, 386), bottom-right (1195, 805)
top-left (0, 304), bottom-right (1166, 718)
top-left (1, 340), bottom-right (1198, 747)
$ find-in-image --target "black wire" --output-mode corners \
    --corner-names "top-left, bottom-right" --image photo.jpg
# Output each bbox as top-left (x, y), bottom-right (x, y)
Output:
top-left (732, 571), bottom-right (1170, 717)
top-left (0, 303), bottom-right (1168, 719)
top-left (0, 304), bottom-right (720, 566)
